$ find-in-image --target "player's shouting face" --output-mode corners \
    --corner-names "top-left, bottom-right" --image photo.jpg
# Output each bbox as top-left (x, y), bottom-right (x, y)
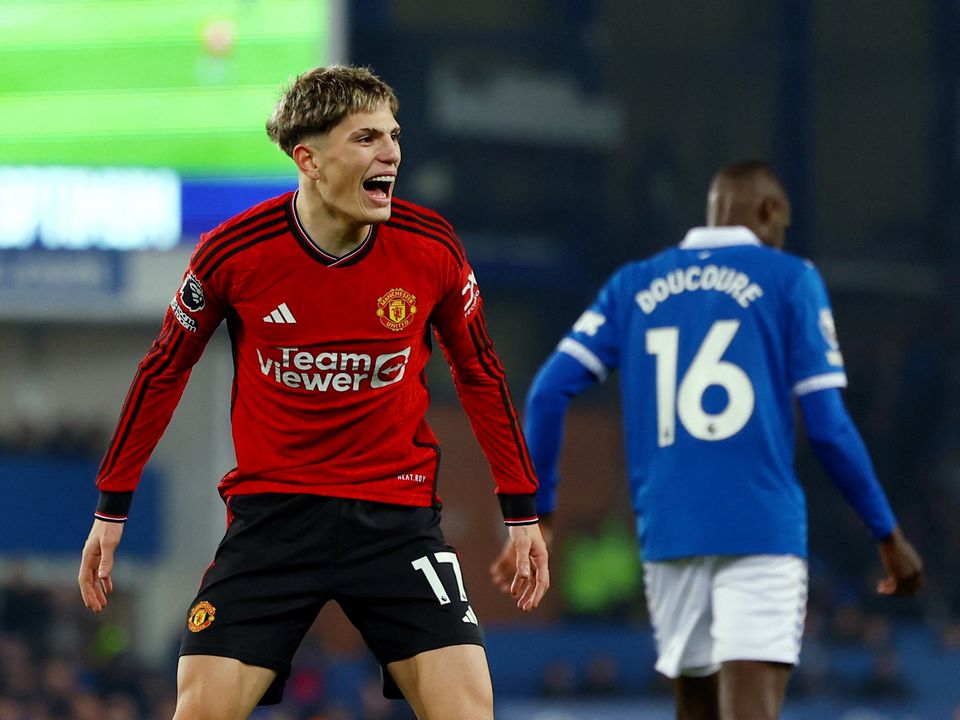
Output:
top-left (296, 103), bottom-right (401, 228)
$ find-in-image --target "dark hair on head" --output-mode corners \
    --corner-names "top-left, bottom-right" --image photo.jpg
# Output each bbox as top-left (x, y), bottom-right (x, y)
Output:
top-left (714, 159), bottom-right (785, 191)
top-left (266, 65), bottom-right (399, 157)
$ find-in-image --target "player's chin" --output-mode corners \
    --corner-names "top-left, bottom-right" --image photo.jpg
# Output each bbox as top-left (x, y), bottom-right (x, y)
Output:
top-left (359, 201), bottom-right (392, 225)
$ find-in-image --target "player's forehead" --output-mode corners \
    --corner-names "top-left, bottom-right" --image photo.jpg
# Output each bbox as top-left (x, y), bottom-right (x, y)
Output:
top-left (333, 104), bottom-right (399, 134)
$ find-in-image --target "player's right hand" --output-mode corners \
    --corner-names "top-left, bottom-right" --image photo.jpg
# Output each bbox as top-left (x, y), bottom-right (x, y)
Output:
top-left (78, 519), bottom-right (124, 613)
top-left (876, 526), bottom-right (923, 597)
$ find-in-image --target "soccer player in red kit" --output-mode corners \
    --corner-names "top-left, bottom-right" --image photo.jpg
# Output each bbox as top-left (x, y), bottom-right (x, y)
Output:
top-left (77, 65), bottom-right (549, 720)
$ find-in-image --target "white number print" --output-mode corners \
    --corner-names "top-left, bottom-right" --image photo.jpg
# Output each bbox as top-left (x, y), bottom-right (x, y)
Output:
top-left (411, 552), bottom-right (478, 624)
top-left (646, 320), bottom-right (755, 447)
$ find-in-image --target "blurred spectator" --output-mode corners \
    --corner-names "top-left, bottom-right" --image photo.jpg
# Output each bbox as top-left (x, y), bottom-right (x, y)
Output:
top-left (580, 654), bottom-right (624, 697)
top-left (538, 658), bottom-right (578, 698)
top-left (858, 646), bottom-right (912, 700)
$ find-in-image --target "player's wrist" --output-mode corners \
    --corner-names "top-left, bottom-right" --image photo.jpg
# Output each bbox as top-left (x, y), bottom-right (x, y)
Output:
top-left (95, 491), bottom-right (133, 523)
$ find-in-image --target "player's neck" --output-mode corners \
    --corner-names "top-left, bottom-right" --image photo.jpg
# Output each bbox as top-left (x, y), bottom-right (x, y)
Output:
top-left (294, 190), bottom-right (371, 258)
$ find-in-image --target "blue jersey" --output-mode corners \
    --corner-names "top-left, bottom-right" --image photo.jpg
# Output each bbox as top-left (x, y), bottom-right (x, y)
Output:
top-left (560, 226), bottom-right (847, 561)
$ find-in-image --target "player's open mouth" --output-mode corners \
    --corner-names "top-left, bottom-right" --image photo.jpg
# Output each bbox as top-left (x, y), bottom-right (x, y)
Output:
top-left (362, 175), bottom-right (395, 205)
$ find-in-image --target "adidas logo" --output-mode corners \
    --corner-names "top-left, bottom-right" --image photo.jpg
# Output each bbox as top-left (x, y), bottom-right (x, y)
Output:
top-left (263, 303), bottom-right (297, 324)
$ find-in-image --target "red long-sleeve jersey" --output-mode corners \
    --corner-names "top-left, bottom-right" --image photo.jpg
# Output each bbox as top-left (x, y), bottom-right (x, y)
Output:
top-left (95, 192), bottom-right (538, 524)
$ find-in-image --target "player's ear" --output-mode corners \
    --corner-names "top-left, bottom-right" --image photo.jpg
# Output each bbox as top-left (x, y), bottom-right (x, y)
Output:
top-left (758, 196), bottom-right (776, 224)
top-left (292, 143), bottom-right (321, 179)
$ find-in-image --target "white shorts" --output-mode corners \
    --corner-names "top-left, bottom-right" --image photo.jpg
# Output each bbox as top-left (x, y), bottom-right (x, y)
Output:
top-left (644, 554), bottom-right (807, 678)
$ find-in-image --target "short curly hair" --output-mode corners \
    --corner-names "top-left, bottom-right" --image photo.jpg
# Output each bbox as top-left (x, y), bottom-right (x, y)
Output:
top-left (266, 65), bottom-right (399, 157)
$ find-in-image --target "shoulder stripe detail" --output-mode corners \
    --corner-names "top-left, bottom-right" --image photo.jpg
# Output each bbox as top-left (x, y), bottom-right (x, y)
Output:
top-left (193, 207), bottom-right (287, 276)
top-left (793, 372), bottom-right (848, 396)
top-left (467, 314), bottom-right (538, 487)
top-left (385, 217), bottom-right (465, 269)
top-left (391, 203), bottom-right (457, 240)
top-left (200, 227), bottom-right (291, 280)
top-left (98, 325), bottom-right (186, 480)
top-left (557, 338), bottom-right (609, 381)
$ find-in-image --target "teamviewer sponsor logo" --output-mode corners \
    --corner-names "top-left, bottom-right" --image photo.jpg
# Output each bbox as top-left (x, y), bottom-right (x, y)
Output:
top-left (371, 348), bottom-right (411, 388)
top-left (256, 346), bottom-right (411, 392)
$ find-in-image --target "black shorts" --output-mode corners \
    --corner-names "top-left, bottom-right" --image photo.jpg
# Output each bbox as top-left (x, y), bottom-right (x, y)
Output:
top-left (179, 494), bottom-right (484, 705)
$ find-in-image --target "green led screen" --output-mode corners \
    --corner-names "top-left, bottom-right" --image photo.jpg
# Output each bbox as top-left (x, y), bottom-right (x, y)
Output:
top-left (0, 0), bottom-right (336, 175)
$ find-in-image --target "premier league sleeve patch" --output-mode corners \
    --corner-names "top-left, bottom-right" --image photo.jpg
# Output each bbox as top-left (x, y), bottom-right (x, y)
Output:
top-left (170, 272), bottom-right (205, 333)
top-left (179, 273), bottom-right (205, 312)
top-left (818, 308), bottom-right (844, 367)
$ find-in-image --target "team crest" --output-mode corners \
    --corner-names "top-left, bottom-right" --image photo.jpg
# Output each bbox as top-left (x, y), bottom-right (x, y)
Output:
top-left (377, 288), bottom-right (417, 331)
top-left (187, 601), bottom-right (216, 633)
top-left (818, 308), bottom-right (839, 349)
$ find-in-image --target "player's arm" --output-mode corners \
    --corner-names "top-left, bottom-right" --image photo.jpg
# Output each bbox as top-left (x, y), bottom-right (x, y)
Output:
top-left (428, 240), bottom-right (549, 611)
top-left (798, 387), bottom-right (923, 596)
top-left (80, 266), bottom-right (225, 612)
top-left (490, 350), bottom-right (598, 593)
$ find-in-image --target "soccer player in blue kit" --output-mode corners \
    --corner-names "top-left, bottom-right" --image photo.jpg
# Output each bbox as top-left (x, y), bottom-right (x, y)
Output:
top-left (491, 160), bottom-right (923, 719)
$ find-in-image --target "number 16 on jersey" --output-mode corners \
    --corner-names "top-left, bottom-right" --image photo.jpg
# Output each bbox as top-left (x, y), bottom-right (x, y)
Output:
top-left (645, 319), bottom-right (755, 447)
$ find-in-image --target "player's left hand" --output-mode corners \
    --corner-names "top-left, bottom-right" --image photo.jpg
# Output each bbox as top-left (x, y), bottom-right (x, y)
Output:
top-left (78, 518), bottom-right (125, 613)
top-left (489, 537), bottom-right (517, 595)
top-left (876, 526), bottom-right (923, 597)
top-left (490, 520), bottom-right (552, 595)
top-left (500, 524), bottom-right (549, 612)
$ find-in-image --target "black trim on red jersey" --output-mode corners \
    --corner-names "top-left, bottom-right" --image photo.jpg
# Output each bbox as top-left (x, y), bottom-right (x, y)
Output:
top-left (226, 309), bottom-right (241, 416)
top-left (98, 327), bottom-right (187, 480)
top-left (389, 205), bottom-right (466, 267)
top-left (467, 316), bottom-right (539, 488)
top-left (193, 205), bottom-right (288, 278)
top-left (413, 439), bottom-right (442, 506)
top-left (203, 227), bottom-right (291, 279)
top-left (498, 494), bottom-right (538, 524)
top-left (286, 195), bottom-right (379, 267)
top-left (385, 217), bottom-right (465, 270)
top-left (96, 320), bottom-right (173, 478)
top-left (96, 491), bottom-right (133, 521)
top-left (391, 200), bottom-right (456, 234)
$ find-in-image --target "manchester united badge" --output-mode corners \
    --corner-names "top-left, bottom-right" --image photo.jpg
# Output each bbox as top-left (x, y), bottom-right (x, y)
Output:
top-left (187, 600), bottom-right (216, 633)
top-left (376, 288), bottom-right (417, 331)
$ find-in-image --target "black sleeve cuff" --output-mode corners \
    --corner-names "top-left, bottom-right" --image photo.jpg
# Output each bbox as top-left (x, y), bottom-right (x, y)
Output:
top-left (498, 493), bottom-right (538, 526)
top-left (95, 491), bottom-right (133, 523)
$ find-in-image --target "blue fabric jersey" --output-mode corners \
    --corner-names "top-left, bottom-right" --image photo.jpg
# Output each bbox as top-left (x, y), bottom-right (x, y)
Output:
top-left (558, 226), bottom-right (850, 561)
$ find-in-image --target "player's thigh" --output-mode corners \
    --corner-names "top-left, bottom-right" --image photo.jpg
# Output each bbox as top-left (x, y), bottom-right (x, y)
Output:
top-left (387, 644), bottom-right (492, 720)
top-left (180, 494), bottom-right (335, 706)
top-left (337, 501), bottom-right (485, 699)
top-left (718, 659), bottom-right (791, 720)
top-left (712, 554), bottom-right (807, 666)
top-left (644, 557), bottom-right (719, 678)
top-left (173, 654), bottom-right (277, 720)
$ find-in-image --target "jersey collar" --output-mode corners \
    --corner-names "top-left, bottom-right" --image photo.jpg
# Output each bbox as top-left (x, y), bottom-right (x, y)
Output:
top-left (288, 191), bottom-right (378, 267)
top-left (679, 226), bottom-right (762, 249)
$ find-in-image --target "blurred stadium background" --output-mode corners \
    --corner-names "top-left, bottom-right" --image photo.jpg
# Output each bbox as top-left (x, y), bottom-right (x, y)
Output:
top-left (1, 1), bottom-right (959, 718)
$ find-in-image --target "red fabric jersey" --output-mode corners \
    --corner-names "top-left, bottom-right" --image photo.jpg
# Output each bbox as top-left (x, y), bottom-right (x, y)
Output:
top-left (95, 192), bottom-right (538, 523)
